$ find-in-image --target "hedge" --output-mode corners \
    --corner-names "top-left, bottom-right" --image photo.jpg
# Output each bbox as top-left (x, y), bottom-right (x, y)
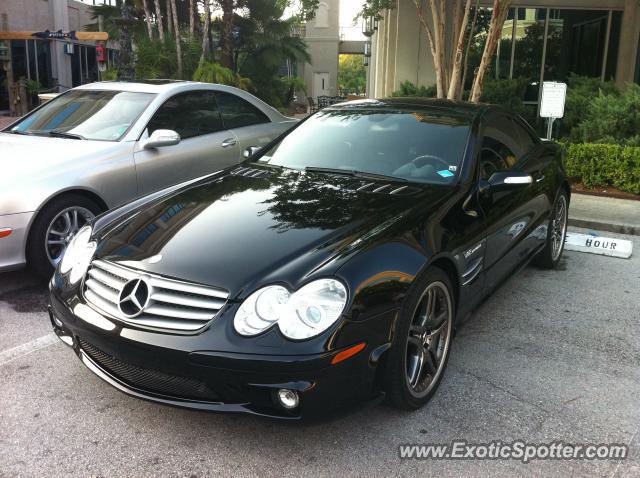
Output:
top-left (565, 143), bottom-right (640, 195)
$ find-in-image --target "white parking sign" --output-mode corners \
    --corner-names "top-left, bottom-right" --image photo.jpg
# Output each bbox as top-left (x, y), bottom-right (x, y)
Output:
top-left (540, 82), bottom-right (567, 119)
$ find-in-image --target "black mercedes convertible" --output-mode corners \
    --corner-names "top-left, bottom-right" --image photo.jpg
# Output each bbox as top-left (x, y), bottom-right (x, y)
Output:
top-left (49, 98), bottom-right (569, 419)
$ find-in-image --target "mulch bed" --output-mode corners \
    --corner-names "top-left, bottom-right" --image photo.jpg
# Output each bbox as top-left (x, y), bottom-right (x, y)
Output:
top-left (571, 183), bottom-right (640, 201)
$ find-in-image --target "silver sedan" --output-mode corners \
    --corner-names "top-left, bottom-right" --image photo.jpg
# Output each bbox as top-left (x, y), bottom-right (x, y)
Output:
top-left (0, 80), bottom-right (298, 277)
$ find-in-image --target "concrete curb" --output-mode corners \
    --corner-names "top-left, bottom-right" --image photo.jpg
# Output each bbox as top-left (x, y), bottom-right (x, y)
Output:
top-left (568, 217), bottom-right (639, 236)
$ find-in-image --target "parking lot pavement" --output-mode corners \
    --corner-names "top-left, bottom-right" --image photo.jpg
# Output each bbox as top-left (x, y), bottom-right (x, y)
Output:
top-left (1, 227), bottom-right (638, 477)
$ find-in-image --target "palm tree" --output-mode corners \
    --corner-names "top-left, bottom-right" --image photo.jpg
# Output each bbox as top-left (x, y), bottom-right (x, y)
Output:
top-left (170, 0), bottom-right (183, 78)
top-left (154, 0), bottom-right (165, 40)
top-left (166, 0), bottom-right (173, 35)
top-left (142, 0), bottom-right (154, 38)
top-left (200, 0), bottom-right (213, 64)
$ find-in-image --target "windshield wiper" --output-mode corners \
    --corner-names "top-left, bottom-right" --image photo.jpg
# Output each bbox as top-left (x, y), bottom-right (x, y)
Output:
top-left (7, 129), bottom-right (33, 135)
top-left (48, 130), bottom-right (85, 140)
top-left (305, 166), bottom-right (407, 182)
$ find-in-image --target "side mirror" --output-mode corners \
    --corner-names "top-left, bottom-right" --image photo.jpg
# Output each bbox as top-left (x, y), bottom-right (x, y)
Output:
top-left (480, 171), bottom-right (532, 193)
top-left (243, 146), bottom-right (261, 159)
top-left (143, 129), bottom-right (181, 149)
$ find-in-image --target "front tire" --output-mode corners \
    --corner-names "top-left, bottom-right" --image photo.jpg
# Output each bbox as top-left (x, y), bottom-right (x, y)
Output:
top-left (27, 194), bottom-right (101, 279)
top-left (534, 189), bottom-right (569, 269)
top-left (382, 267), bottom-right (455, 410)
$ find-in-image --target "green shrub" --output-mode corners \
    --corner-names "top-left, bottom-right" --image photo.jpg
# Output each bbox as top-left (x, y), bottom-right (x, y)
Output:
top-left (569, 83), bottom-right (640, 147)
top-left (565, 143), bottom-right (640, 195)
top-left (391, 81), bottom-right (437, 97)
top-left (561, 74), bottom-right (620, 138)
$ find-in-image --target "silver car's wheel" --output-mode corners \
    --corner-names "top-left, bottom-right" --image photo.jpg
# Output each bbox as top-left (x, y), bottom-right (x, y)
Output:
top-left (28, 194), bottom-right (102, 279)
top-left (45, 206), bottom-right (95, 266)
top-left (405, 281), bottom-right (453, 397)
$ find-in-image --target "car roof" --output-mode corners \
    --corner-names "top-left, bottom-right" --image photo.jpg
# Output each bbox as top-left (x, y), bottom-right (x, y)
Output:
top-left (74, 80), bottom-right (199, 94)
top-left (330, 97), bottom-right (495, 119)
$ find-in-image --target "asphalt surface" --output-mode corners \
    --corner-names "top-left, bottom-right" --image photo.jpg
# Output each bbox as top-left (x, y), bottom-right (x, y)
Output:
top-left (1, 227), bottom-right (639, 477)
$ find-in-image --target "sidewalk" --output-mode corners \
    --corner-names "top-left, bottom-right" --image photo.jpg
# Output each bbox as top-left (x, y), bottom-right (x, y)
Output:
top-left (569, 193), bottom-right (640, 236)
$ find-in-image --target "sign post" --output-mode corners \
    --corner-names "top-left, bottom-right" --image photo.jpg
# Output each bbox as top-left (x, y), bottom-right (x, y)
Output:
top-left (540, 81), bottom-right (567, 140)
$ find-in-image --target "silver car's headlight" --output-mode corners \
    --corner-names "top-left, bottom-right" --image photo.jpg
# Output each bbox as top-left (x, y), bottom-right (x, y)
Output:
top-left (59, 225), bottom-right (97, 284)
top-left (234, 279), bottom-right (348, 340)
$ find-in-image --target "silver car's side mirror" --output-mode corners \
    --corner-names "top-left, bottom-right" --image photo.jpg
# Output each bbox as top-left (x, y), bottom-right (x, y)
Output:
top-left (243, 146), bottom-right (262, 159)
top-left (143, 129), bottom-right (181, 149)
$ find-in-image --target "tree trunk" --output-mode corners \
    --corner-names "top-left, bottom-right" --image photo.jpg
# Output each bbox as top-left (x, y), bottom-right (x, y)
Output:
top-left (412, 0), bottom-right (440, 97)
top-left (166, 0), bottom-right (173, 35)
top-left (220, 0), bottom-right (235, 69)
top-left (469, 0), bottom-right (512, 102)
top-left (427, 0), bottom-right (446, 98)
top-left (117, 1), bottom-right (135, 81)
top-left (189, 0), bottom-right (196, 39)
top-left (447, 0), bottom-right (472, 99)
top-left (142, 0), bottom-right (154, 38)
top-left (154, 0), bottom-right (165, 40)
top-left (170, 0), bottom-right (183, 78)
top-left (461, 0), bottom-right (480, 99)
top-left (200, 0), bottom-right (212, 64)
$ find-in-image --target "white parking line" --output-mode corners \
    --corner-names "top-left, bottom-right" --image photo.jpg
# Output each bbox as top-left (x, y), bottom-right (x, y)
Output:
top-left (0, 333), bottom-right (59, 366)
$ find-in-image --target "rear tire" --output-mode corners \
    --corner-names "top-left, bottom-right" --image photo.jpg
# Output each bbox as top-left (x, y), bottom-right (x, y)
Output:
top-left (381, 267), bottom-right (455, 410)
top-left (533, 190), bottom-right (569, 269)
top-left (27, 194), bottom-right (102, 279)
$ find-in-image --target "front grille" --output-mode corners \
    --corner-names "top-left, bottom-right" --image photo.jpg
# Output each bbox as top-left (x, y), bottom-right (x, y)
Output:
top-left (83, 259), bottom-right (229, 332)
top-left (79, 339), bottom-right (220, 401)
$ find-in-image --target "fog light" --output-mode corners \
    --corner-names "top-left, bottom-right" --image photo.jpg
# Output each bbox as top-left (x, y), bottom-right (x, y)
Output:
top-left (277, 389), bottom-right (299, 409)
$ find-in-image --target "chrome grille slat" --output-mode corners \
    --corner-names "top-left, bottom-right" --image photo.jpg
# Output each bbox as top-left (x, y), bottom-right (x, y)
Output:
top-left (150, 291), bottom-right (225, 309)
top-left (85, 279), bottom-right (119, 304)
top-left (83, 260), bottom-right (229, 332)
top-left (148, 276), bottom-right (228, 299)
top-left (145, 304), bottom-right (214, 321)
top-left (87, 267), bottom-right (127, 290)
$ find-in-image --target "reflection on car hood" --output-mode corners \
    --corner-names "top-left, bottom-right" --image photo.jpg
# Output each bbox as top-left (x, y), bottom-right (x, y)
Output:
top-left (94, 167), bottom-right (453, 297)
top-left (0, 132), bottom-right (126, 186)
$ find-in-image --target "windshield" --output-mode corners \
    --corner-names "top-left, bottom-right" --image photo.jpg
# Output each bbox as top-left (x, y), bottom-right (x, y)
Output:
top-left (9, 90), bottom-right (155, 141)
top-left (259, 108), bottom-right (471, 184)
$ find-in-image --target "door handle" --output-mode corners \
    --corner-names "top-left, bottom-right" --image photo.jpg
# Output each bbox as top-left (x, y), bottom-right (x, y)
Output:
top-left (221, 138), bottom-right (237, 148)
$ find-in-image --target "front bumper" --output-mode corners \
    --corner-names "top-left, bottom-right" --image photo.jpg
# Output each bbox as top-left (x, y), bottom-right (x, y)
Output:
top-left (49, 289), bottom-right (394, 419)
top-left (0, 212), bottom-right (34, 271)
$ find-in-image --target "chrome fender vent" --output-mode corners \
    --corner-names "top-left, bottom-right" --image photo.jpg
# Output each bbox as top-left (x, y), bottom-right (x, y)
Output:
top-left (231, 167), bottom-right (271, 178)
top-left (356, 182), bottom-right (421, 195)
top-left (83, 260), bottom-right (229, 332)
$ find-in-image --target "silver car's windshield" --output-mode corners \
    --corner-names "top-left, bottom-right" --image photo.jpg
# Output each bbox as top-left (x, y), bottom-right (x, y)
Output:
top-left (9, 90), bottom-right (156, 141)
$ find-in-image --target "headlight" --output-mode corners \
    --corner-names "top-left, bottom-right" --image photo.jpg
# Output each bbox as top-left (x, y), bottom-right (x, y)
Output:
top-left (234, 279), bottom-right (348, 340)
top-left (59, 225), bottom-right (97, 284)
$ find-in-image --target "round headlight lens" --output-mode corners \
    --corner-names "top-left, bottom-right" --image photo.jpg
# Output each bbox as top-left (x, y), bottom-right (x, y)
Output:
top-left (59, 226), bottom-right (97, 284)
top-left (279, 279), bottom-right (347, 340)
top-left (234, 285), bottom-right (290, 336)
top-left (233, 279), bottom-right (347, 340)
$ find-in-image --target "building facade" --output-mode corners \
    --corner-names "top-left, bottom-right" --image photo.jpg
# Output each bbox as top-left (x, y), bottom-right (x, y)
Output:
top-left (368, 0), bottom-right (640, 118)
top-left (300, 0), bottom-right (341, 100)
top-left (0, 0), bottom-right (118, 113)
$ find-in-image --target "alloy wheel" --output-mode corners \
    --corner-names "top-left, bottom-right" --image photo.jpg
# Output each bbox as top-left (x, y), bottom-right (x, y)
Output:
top-left (45, 207), bottom-right (95, 267)
top-left (405, 281), bottom-right (453, 397)
top-left (550, 195), bottom-right (568, 261)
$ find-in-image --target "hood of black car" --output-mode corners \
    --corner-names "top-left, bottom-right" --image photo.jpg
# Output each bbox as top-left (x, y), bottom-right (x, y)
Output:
top-left (94, 167), bottom-right (452, 297)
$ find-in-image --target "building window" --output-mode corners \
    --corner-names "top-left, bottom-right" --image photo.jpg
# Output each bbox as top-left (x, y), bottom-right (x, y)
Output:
top-left (512, 8), bottom-right (546, 102)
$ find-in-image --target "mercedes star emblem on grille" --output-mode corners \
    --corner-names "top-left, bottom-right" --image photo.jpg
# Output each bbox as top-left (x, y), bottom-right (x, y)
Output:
top-left (118, 278), bottom-right (151, 318)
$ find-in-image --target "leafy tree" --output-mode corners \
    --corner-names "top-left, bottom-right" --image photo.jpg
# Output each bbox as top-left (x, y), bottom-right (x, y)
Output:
top-left (338, 55), bottom-right (366, 95)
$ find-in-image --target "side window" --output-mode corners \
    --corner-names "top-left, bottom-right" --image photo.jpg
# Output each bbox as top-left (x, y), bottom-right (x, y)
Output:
top-left (215, 92), bottom-right (270, 129)
top-left (146, 91), bottom-right (223, 140)
top-left (480, 115), bottom-right (519, 180)
top-left (510, 117), bottom-right (537, 155)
